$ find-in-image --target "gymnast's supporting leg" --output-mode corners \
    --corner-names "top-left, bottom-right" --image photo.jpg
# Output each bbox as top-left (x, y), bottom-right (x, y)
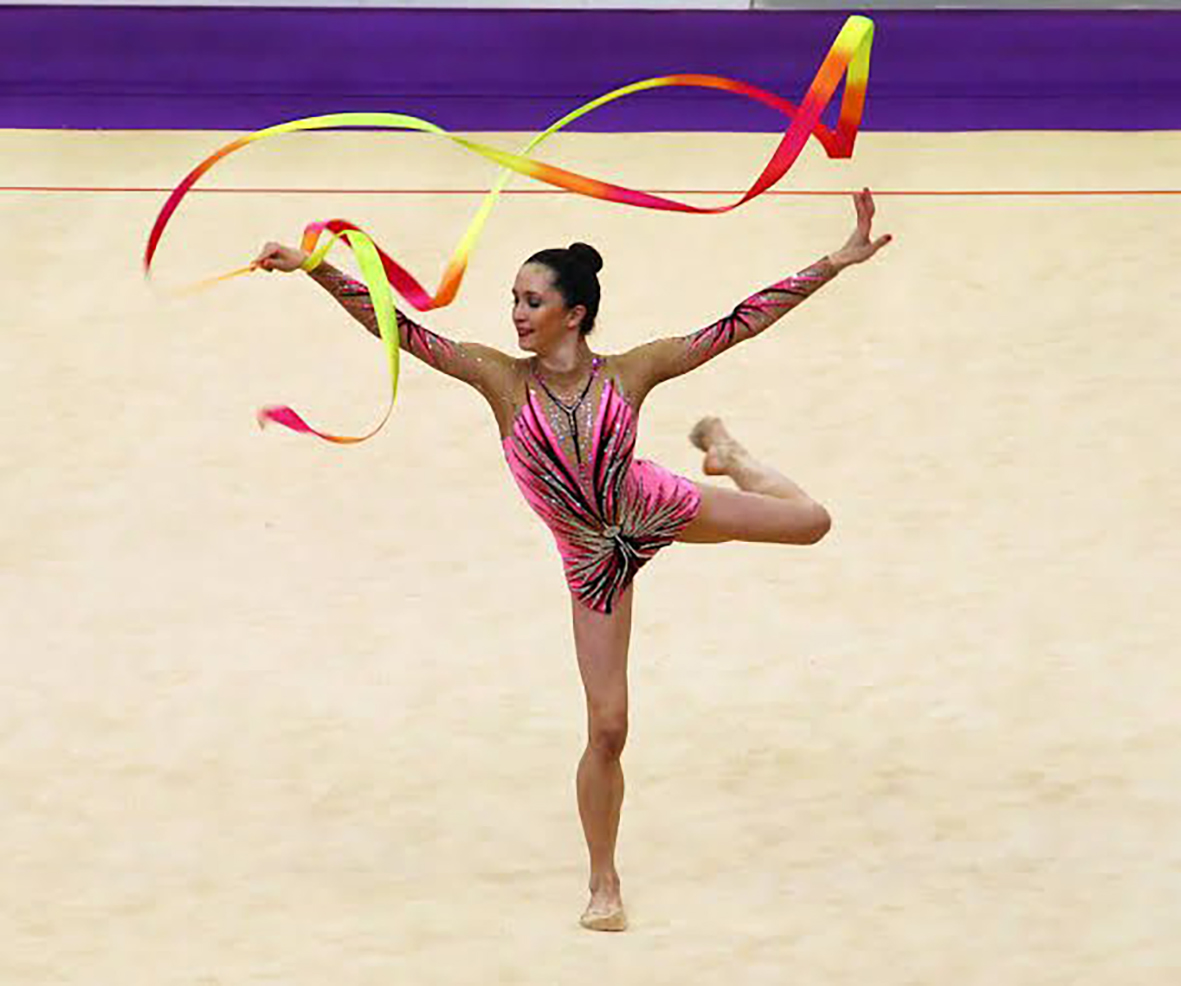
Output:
top-left (571, 584), bottom-right (633, 932)
top-left (683, 416), bottom-right (832, 544)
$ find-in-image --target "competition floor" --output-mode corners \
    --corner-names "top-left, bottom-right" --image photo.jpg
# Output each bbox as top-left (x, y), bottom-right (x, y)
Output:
top-left (3, 128), bottom-right (1180, 984)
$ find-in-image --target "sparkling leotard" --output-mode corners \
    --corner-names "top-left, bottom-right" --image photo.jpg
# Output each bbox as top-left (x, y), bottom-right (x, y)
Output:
top-left (502, 358), bottom-right (701, 612)
top-left (308, 258), bottom-right (837, 613)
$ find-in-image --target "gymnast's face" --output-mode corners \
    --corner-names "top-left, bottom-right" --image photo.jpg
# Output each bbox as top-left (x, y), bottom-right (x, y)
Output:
top-left (512, 263), bottom-right (586, 353)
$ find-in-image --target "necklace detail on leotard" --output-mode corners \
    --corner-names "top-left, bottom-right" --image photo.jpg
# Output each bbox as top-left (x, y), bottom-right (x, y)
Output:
top-left (530, 356), bottom-right (601, 466)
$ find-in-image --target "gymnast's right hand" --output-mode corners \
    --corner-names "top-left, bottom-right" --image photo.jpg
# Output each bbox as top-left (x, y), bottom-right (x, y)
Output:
top-left (252, 241), bottom-right (309, 273)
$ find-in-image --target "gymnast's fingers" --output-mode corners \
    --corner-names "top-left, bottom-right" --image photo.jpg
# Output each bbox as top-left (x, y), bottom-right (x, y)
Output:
top-left (252, 241), bottom-right (283, 271)
top-left (870, 233), bottom-right (893, 258)
top-left (852, 190), bottom-right (870, 240)
top-left (859, 188), bottom-right (875, 234)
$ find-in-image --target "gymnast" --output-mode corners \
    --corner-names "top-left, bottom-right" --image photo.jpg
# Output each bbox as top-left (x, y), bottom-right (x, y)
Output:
top-left (253, 187), bottom-right (891, 932)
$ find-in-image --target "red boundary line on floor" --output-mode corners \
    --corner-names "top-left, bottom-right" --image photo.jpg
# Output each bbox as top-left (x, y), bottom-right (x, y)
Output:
top-left (2, 186), bottom-right (1179, 196)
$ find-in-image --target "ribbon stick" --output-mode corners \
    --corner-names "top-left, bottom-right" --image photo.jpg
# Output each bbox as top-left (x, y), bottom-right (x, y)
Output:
top-left (146, 14), bottom-right (874, 442)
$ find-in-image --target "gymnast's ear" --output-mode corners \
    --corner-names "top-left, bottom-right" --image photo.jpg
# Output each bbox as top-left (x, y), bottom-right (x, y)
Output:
top-left (566, 303), bottom-right (588, 331)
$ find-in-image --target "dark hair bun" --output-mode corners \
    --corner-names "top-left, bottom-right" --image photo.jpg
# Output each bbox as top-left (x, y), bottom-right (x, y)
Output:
top-left (568, 242), bottom-right (603, 275)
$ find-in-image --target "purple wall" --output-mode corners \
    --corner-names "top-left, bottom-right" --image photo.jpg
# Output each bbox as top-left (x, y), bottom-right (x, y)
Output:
top-left (1, 6), bottom-right (1177, 131)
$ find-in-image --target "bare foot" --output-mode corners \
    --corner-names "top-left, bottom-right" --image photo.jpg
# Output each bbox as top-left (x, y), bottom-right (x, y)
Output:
top-left (689, 416), bottom-right (745, 477)
top-left (580, 886), bottom-right (628, 932)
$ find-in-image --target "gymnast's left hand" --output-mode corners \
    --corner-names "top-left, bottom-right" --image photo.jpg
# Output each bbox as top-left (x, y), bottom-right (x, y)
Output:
top-left (252, 241), bottom-right (309, 273)
top-left (828, 188), bottom-right (892, 271)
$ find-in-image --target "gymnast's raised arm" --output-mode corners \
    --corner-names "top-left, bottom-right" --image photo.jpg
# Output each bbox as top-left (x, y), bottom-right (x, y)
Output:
top-left (252, 241), bottom-right (515, 404)
top-left (619, 189), bottom-right (892, 396)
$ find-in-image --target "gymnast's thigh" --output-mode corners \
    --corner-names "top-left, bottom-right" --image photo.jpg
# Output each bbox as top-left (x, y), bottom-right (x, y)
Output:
top-left (570, 585), bottom-right (633, 717)
top-left (676, 482), bottom-right (811, 545)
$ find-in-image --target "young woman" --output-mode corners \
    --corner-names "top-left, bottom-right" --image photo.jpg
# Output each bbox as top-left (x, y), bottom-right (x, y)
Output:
top-left (254, 188), bottom-right (891, 932)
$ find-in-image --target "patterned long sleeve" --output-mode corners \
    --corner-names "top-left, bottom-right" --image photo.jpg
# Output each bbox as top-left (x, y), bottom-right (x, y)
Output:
top-left (306, 262), bottom-right (510, 394)
top-left (626, 257), bottom-right (839, 391)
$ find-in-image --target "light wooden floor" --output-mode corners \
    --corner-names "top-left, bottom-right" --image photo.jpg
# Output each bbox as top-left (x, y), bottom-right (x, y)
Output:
top-left (3, 128), bottom-right (1180, 985)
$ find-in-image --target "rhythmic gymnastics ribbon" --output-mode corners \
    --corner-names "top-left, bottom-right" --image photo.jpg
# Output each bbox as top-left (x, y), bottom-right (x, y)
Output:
top-left (145, 14), bottom-right (874, 444)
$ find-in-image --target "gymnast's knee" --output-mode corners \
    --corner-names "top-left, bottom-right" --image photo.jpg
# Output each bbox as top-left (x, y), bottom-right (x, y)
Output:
top-left (587, 711), bottom-right (629, 761)
top-left (790, 502), bottom-right (832, 545)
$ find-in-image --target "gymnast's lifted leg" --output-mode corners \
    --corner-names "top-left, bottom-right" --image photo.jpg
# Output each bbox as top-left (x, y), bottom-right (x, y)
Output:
top-left (680, 417), bottom-right (832, 545)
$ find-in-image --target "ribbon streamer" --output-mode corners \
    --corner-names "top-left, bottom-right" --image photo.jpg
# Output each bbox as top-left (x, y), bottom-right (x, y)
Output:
top-left (145, 14), bottom-right (874, 443)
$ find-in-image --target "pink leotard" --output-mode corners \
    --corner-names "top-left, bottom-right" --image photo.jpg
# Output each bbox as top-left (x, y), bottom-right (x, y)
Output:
top-left (308, 257), bottom-right (837, 613)
top-left (502, 357), bottom-right (701, 613)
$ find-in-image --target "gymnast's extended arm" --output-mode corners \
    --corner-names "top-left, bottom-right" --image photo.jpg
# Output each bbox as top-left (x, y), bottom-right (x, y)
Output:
top-left (619, 188), bottom-right (892, 395)
top-left (621, 257), bottom-right (840, 392)
top-left (252, 241), bottom-right (514, 399)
